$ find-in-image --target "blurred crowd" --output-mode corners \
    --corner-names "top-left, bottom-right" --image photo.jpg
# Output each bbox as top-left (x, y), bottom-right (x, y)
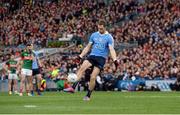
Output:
top-left (113, 0), bottom-right (180, 80)
top-left (0, 0), bottom-right (179, 83)
top-left (0, 47), bottom-right (22, 63)
top-left (0, 0), bottom-right (140, 47)
top-left (0, 0), bottom-right (138, 61)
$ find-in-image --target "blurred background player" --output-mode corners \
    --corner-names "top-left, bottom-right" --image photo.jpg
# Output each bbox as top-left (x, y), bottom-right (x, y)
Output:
top-left (71, 20), bottom-right (118, 101)
top-left (5, 54), bottom-right (20, 95)
top-left (32, 51), bottom-right (43, 95)
top-left (19, 44), bottom-right (33, 96)
top-left (40, 78), bottom-right (46, 91)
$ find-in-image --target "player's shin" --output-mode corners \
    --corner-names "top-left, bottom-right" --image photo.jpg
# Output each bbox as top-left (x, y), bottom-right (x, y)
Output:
top-left (37, 76), bottom-right (42, 95)
top-left (8, 79), bottom-right (12, 95)
top-left (13, 80), bottom-right (18, 94)
top-left (72, 81), bottom-right (79, 89)
top-left (72, 70), bottom-right (83, 89)
top-left (19, 76), bottom-right (25, 96)
top-left (86, 77), bottom-right (96, 98)
top-left (26, 77), bottom-right (32, 96)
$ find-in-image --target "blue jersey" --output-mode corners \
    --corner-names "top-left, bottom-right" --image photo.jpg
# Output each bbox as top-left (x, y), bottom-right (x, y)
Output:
top-left (89, 31), bottom-right (114, 58)
top-left (32, 57), bottom-right (39, 69)
top-left (32, 51), bottom-right (39, 69)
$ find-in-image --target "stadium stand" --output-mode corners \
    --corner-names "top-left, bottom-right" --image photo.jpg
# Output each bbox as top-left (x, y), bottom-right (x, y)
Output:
top-left (0, 0), bottom-right (179, 91)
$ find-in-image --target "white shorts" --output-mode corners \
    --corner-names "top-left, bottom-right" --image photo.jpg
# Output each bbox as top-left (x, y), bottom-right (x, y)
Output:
top-left (8, 74), bottom-right (18, 80)
top-left (21, 68), bottom-right (32, 76)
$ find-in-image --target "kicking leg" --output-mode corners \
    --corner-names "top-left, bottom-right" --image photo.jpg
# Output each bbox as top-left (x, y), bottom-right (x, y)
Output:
top-left (72, 60), bottom-right (92, 89)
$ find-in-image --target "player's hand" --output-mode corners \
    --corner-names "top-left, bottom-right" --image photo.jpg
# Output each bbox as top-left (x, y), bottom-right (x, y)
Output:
top-left (75, 55), bottom-right (82, 64)
top-left (113, 60), bottom-right (119, 71)
top-left (7, 70), bottom-right (11, 74)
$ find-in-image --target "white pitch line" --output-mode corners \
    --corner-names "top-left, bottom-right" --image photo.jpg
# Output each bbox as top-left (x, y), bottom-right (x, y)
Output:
top-left (1, 114), bottom-right (180, 115)
top-left (24, 105), bottom-right (37, 108)
top-left (125, 95), bottom-right (180, 98)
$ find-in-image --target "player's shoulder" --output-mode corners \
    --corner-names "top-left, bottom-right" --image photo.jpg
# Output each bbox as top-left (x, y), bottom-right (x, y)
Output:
top-left (91, 31), bottom-right (99, 36)
top-left (105, 31), bottom-right (113, 39)
top-left (89, 32), bottom-right (99, 40)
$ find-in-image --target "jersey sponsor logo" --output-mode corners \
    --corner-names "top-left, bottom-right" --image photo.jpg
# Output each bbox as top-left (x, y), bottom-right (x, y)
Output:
top-left (93, 37), bottom-right (107, 50)
top-left (94, 43), bottom-right (105, 49)
top-left (24, 56), bottom-right (32, 60)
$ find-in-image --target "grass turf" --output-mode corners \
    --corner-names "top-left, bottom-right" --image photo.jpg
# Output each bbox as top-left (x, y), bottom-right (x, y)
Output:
top-left (0, 91), bottom-right (180, 114)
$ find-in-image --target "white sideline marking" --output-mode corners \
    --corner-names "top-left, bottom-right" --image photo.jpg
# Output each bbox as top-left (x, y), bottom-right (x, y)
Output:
top-left (2, 114), bottom-right (180, 115)
top-left (125, 95), bottom-right (180, 98)
top-left (24, 105), bottom-right (37, 108)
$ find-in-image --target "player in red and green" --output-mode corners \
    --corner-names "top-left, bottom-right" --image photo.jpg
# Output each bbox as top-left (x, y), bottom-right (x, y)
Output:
top-left (19, 44), bottom-right (33, 96)
top-left (5, 54), bottom-right (20, 95)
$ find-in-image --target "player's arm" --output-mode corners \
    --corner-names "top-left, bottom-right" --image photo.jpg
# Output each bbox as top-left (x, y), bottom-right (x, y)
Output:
top-left (109, 45), bottom-right (119, 70)
top-left (109, 45), bottom-right (117, 61)
top-left (37, 57), bottom-right (43, 69)
top-left (79, 33), bottom-right (94, 58)
top-left (4, 62), bottom-right (9, 72)
top-left (19, 60), bottom-right (23, 73)
top-left (108, 35), bottom-right (117, 61)
top-left (79, 43), bottom-right (92, 58)
top-left (108, 35), bottom-right (118, 70)
top-left (16, 60), bottom-right (21, 74)
top-left (20, 53), bottom-right (24, 70)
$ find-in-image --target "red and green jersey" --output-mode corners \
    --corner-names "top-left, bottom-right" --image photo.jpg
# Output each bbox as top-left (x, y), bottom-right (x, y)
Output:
top-left (6, 59), bottom-right (18, 74)
top-left (21, 51), bottom-right (33, 70)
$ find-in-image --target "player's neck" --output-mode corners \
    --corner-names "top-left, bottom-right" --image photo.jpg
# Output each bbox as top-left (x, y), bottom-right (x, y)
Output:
top-left (98, 31), bottom-right (108, 35)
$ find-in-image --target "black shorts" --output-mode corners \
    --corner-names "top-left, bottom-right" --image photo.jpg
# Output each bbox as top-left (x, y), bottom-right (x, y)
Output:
top-left (32, 69), bottom-right (40, 76)
top-left (86, 55), bottom-right (106, 70)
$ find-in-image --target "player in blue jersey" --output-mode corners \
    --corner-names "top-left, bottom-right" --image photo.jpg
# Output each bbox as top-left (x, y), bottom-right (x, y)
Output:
top-left (32, 52), bottom-right (42, 96)
top-left (71, 20), bottom-right (118, 101)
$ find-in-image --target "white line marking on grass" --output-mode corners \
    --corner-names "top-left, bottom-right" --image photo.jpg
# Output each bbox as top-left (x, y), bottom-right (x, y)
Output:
top-left (125, 95), bottom-right (180, 98)
top-left (24, 105), bottom-right (37, 108)
top-left (5, 113), bottom-right (180, 115)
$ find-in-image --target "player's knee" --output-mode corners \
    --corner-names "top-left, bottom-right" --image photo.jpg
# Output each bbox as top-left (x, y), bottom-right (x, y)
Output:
top-left (37, 75), bottom-right (42, 79)
top-left (21, 80), bottom-right (25, 84)
top-left (37, 77), bottom-right (40, 81)
top-left (37, 78), bottom-right (41, 83)
top-left (78, 66), bottom-right (86, 73)
top-left (21, 77), bottom-right (25, 83)
top-left (27, 76), bottom-right (32, 81)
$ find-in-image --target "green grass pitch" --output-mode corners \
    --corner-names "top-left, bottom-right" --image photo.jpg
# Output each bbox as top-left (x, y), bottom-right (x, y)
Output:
top-left (0, 91), bottom-right (180, 114)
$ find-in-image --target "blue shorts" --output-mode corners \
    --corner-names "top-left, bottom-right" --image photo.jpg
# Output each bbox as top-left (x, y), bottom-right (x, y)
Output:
top-left (86, 55), bottom-right (106, 70)
top-left (32, 68), bottom-right (41, 76)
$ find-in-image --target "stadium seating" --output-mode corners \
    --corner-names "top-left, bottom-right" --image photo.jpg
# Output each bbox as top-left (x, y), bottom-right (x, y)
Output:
top-left (0, 0), bottom-right (179, 91)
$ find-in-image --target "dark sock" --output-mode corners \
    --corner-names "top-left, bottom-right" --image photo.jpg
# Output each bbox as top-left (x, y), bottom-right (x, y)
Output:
top-left (37, 89), bottom-right (40, 93)
top-left (72, 81), bottom-right (79, 89)
top-left (86, 89), bottom-right (92, 98)
top-left (31, 90), bottom-right (34, 94)
top-left (37, 89), bottom-right (41, 95)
